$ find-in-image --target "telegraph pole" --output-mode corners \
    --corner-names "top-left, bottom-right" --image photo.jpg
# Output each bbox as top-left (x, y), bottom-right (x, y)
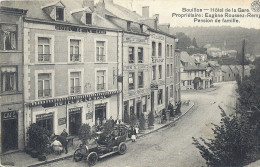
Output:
top-left (241, 39), bottom-right (245, 82)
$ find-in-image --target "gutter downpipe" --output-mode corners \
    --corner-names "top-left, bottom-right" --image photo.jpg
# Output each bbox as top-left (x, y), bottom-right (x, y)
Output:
top-left (165, 36), bottom-right (167, 111)
top-left (121, 31), bottom-right (124, 122)
top-left (116, 30), bottom-right (119, 120)
top-left (22, 12), bottom-right (26, 148)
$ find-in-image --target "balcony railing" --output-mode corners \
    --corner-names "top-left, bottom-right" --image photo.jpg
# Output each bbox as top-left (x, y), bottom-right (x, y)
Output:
top-left (96, 55), bottom-right (105, 62)
top-left (128, 59), bottom-right (134, 64)
top-left (70, 86), bottom-right (81, 94)
top-left (138, 59), bottom-right (143, 63)
top-left (129, 84), bottom-right (135, 90)
top-left (38, 54), bottom-right (51, 62)
top-left (97, 84), bottom-right (105, 91)
top-left (138, 84), bottom-right (144, 88)
top-left (70, 54), bottom-right (81, 62)
top-left (38, 89), bottom-right (51, 98)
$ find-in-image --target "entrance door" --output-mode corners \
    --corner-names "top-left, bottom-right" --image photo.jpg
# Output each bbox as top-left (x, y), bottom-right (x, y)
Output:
top-left (136, 101), bottom-right (141, 119)
top-left (95, 104), bottom-right (106, 125)
top-left (151, 91), bottom-right (154, 113)
top-left (2, 111), bottom-right (18, 153)
top-left (69, 108), bottom-right (82, 136)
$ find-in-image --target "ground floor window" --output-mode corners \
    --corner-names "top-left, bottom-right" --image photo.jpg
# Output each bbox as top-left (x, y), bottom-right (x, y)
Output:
top-left (36, 112), bottom-right (53, 134)
top-left (129, 99), bottom-right (135, 115)
top-left (158, 89), bottom-right (163, 105)
top-left (142, 96), bottom-right (147, 113)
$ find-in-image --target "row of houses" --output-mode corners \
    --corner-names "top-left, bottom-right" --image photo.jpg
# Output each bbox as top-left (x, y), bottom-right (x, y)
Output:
top-left (0, 0), bottom-right (181, 153)
top-left (180, 51), bottom-right (252, 90)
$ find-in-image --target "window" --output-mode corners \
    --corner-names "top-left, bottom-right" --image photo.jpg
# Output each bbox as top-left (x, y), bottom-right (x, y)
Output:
top-left (170, 45), bottom-right (173, 57)
top-left (0, 24), bottom-right (17, 50)
top-left (129, 72), bottom-right (135, 90)
top-left (158, 43), bottom-right (162, 57)
top-left (129, 47), bottom-right (134, 63)
top-left (70, 40), bottom-right (81, 62)
top-left (167, 64), bottom-right (170, 77)
top-left (86, 13), bottom-right (92, 24)
top-left (138, 47), bottom-right (143, 63)
top-left (36, 113), bottom-right (53, 134)
top-left (159, 65), bottom-right (162, 79)
top-left (38, 73), bottom-right (51, 98)
top-left (97, 70), bottom-right (106, 91)
top-left (158, 89), bottom-right (163, 105)
top-left (138, 71), bottom-right (144, 88)
top-left (70, 72), bottom-right (81, 94)
top-left (167, 44), bottom-right (170, 57)
top-left (152, 65), bottom-right (156, 80)
top-left (171, 64), bottom-right (173, 76)
top-left (142, 97), bottom-right (147, 112)
top-left (152, 42), bottom-right (156, 57)
top-left (1, 67), bottom-right (17, 92)
top-left (56, 7), bottom-right (64, 21)
top-left (38, 37), bottom-right (51, 62)
top-left (170, 85), bottom-right (173, 98)
top-left (129, 99), bottom-right (135, 115)
top-left (96, 41), bottom-right (106, 62)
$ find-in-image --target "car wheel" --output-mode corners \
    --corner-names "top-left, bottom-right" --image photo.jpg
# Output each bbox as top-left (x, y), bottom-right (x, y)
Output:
top-left (118, 142), bottom-right (127, 155)
top-left (74, 149), bottom-right (83, 162)
top-left (87, 152), bottom-right (98, 166)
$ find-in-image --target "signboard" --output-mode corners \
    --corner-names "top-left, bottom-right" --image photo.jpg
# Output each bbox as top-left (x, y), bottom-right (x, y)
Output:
top-left (152, 57), bottom-right (164, 63)
top-left (86, 112), bottom-right (93, 120)
top-left (2, 111), bottom-right (17, 120)
top-left (124, 36), bottom-right (148, 44)
top-left (36, 112), bottom-right (53, 121)
top-left (124, 64), bottom-right (149, 71)
top-left (58, 117), bottom-right (66, 125)
top-left (69, 107), bottom-right (82, 114)
top-left (55, 25), bottom-right (106, 34)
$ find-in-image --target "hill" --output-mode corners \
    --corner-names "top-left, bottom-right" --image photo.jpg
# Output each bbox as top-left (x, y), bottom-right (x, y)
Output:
top-left (172, 26), bottom-right (260, 55)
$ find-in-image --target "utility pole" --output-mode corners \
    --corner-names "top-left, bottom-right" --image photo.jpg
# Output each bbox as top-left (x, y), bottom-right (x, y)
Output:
top-left (241, 39), bottom-right (245, 82)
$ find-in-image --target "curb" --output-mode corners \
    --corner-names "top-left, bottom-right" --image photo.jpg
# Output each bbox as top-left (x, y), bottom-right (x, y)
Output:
top-left (27, 102), bottom-right (195, 167)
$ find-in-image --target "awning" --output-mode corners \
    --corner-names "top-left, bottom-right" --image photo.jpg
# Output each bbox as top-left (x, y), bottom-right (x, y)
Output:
top-left (27, 90), bottom-right (121, 107)
top-left (193, 77), bottom-right (202, 83)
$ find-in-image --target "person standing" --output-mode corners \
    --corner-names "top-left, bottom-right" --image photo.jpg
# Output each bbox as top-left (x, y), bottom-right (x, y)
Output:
top-left (57, 129), bottom-right (68, 154)
top-left (131, 126), bottom-right (136, 142)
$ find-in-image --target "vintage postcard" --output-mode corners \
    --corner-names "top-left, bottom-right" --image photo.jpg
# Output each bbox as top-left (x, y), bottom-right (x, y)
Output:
top-left (0, 0), bottom-right (260, 166)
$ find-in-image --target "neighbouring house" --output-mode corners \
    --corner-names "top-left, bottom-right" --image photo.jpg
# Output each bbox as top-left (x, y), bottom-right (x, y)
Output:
top-left (180, 52), bottom-right (211, 90)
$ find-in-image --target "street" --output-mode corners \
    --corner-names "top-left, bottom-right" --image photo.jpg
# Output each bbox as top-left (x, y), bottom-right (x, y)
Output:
top-left (43, 81), bottom-right (237, 167)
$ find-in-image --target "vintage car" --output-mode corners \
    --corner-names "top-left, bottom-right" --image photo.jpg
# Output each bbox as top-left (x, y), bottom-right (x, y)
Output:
top-left (74, 124), bottom-right (128, 166)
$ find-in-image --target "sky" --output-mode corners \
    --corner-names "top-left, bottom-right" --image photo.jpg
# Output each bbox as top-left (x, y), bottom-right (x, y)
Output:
top-left (109, 0), bottom-right (260, 29)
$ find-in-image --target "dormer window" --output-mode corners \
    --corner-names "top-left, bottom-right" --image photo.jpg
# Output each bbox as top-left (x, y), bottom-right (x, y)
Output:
top-left (86, 13), bottom-right (92, 24)
top-left (56, 7), bottom-right (64, 21)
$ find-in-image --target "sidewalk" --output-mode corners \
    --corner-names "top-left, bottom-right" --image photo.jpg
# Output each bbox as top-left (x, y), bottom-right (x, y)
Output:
top-left (1, 101), bottom-right (194, 167)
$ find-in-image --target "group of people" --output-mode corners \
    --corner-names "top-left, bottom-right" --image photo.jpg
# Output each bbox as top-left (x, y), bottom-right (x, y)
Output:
top-left (50, 129), bottom-right (69, 155)
top-left (129, 126), bottom-right (139, 142)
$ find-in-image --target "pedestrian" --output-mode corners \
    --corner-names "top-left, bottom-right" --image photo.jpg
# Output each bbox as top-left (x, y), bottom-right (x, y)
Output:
top-left (57, 129), bottom-right (68, 154)
top-left (135, 125), bottom-right (139, 139)
top-left (109, 116), bottom-right (114, 127)
top-left (131, 126), bottom-right (136, 142)
top-left (51, 137), bottom-right (63, 155)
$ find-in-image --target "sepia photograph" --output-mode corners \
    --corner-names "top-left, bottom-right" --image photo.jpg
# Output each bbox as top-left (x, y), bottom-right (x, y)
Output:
top-left (0, 0), bottom-right (260, 166)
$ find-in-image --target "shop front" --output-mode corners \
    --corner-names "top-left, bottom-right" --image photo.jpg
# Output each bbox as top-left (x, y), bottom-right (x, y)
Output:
top-left (36, 112), bottom-right (54, 134)
top-left (95, 103), bottom-right (106, 125)
top-left (1, 111), bottom-right (18, 153)
top-left (69, 107), bottom-right (82, 136)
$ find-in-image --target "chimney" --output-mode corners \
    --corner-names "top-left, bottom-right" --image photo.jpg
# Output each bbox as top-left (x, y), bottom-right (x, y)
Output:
top-left (142, 6), bottom-right (149, 18)
top-left (153, 14), bottom-right (159, 23)
top-left (83, 0), bottom-right (94, 7)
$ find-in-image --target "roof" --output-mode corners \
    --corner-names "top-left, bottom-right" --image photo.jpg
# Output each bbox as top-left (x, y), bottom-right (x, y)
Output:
top-left (180, 52), bottom-right (207, 71)
top-left (1, 0), bottom-right (120, 30)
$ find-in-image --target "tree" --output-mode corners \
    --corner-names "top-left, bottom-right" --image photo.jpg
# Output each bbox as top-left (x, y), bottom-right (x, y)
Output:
top-left (78, 123), bottom-right (92, 144)
top-left (192, 37), bottom-right (198, 48)
top-left (175, 32), bottom-right (191, 49)
top-left (27, 123), bottom-right (51, 154)
top-left (192, 107), bottom-right (257, 167)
